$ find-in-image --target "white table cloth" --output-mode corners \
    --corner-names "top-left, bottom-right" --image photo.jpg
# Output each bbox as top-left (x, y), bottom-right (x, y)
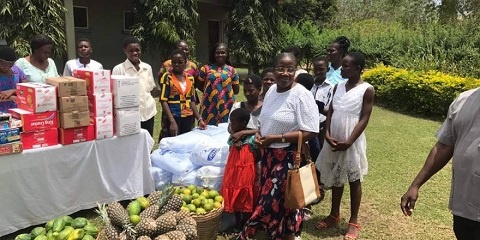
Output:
top-left (0, 129), bottom-right (155, 236)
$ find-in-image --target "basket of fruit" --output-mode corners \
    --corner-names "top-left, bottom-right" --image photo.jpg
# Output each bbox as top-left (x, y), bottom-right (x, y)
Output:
top-left (176, 185), bottom-right (224, 240)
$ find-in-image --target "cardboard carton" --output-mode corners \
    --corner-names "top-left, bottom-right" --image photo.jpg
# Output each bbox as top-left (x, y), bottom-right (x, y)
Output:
top-left (88, 93), bottom-right (113, 117)
top-left (0, 128), bottom-right (20, 144)
top-left (0, 142), bottom-right (23, 156)
top-left (58, 96), bottom-right (89, 113)
top-left (21, 128), bottom-right (58, 150)
top-left (46, 77), bottom-right (87, 97)
top-left (16, 83), bottom-right (57, 113)
top-left (114, 107), bottom-right (141, 136)
top-left (8, 108), bottom-right (58, 132)
top-left (93, 114), bottom-right (114, 139)
top-left (73, 69), bottom-right (111, 94)
top-left (59, 125), bottom-right (95, 145)
top-left (59, 111), bottom-right (90, 129)
top-left (110, 75), bottom-right (139, 108)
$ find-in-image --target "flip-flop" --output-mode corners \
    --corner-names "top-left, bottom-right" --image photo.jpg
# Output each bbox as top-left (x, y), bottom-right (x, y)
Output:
top-left (315, 214), bottom-right (340, 230)
top-left (344, 222), bottom-right (361, 240)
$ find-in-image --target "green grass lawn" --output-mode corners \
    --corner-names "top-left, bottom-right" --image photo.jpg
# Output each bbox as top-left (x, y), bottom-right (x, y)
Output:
top-left (2, 92), bottom-right (455, 240)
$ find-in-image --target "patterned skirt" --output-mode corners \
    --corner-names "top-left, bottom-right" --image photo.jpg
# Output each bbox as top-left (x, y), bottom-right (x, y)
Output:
top-left (237, 146), bottom-right (305, 240)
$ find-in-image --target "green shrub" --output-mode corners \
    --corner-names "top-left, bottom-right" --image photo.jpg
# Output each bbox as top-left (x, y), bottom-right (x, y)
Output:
top-left (363, 64), bottom-right (480, 117)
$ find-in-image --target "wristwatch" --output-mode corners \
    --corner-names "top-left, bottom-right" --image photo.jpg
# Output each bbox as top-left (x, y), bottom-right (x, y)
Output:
top-left (281, 133), bottom-right (286, 143)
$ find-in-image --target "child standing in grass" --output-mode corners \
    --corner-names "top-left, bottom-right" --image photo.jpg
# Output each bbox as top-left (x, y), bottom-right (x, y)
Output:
top-left (222, 107), bottom-right (259, 233)
top-left (315, 52), bottom-right (375, 240)
top-left (158, 49), bottom-right (206, 140)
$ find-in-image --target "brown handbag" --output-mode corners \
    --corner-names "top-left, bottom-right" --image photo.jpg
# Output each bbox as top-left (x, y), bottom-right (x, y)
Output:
top-left (284, 131), bottom-right (321, 209)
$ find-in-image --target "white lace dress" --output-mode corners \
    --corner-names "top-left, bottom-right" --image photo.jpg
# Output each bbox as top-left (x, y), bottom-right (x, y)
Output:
top-left (316, 81), bottom-right (372, 188)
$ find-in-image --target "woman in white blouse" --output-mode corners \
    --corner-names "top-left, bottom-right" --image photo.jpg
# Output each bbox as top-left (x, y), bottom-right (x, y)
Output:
top-left (237, 53), bottom-right (320, 240)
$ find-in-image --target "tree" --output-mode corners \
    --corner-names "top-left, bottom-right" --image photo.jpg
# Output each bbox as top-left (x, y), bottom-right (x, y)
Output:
top-left (279, 20), bottom-right (323, 71)
top-left (131, 0), bottom-right (199, 60)
top-left (226, 0), bottom-right (282, 74)
top-left (0, 0), bottom-right (67, 58)
top-left (280, 0), bottom-right (336, 26)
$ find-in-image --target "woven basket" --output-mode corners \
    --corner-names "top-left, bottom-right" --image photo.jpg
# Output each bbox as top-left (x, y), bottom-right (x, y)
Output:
top-left (191, 204), bottom-right (224, 240)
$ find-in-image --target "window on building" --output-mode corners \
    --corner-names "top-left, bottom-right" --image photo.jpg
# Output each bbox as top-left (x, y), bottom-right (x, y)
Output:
top-left (73, 6), bottom-right (88, 29)
top-left (124, 11), bottom-right (134, 31)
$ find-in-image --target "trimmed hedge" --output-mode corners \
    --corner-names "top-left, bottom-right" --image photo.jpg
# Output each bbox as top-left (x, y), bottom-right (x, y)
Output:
top-left (363, 65), bottom-right (480, 117)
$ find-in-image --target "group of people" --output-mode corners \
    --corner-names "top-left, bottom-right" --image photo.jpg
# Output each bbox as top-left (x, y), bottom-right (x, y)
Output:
top-left (1, 32), bottom-right (477, 240)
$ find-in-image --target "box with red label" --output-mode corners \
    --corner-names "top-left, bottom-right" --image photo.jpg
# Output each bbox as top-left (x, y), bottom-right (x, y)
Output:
top-left (16, 83), bottom-right (57, 113)
top-left (8, 108), bottom-right (58, 132)
top-left (114, 107), bottom-right (140, 136)
top-left (0, 142), bottom-right (23, 156)
top-left (88, 93), bottom-right (113, 117)
top-left (46, 77), bottom-right (87, 97)
top-left (59, 125), bottom-right (95, 145)
top-left (93, 114), bottom-right (114, 139)
top-left (73, 69), bottom-right (111, 94)
top-left (59, 96), bottom-right (89, 113)
top-left (59, 111), bottom-right (90, 129)
top-left (21, 128), bottom-right (58, 150)
top-left (111, 75), bottom-right (139, 108)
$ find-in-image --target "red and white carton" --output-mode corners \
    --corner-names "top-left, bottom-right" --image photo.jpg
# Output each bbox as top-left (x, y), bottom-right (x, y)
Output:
top-left (73, 69), bottom-right (111, 94)
top-left (88, 93), bottom-right (113, 117)
top-left (8, 108), bottom-right (58, 132)
top-left (93, 114), bottom-right (114, 139)
top-left (110, 75), bottom-right (139, 108)
top-left (114, 107), bottom-right (141, 136)
top-left (21, 128), bottom-right (58, 150)
top-left (16, 83), bottom-right (57, 113)
top-left (0, 142), bottom-right (23, 156)
top-left (59, 125), bottom-right (95, 145)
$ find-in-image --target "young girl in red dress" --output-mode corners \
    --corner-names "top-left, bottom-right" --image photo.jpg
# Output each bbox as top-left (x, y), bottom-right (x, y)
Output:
top-left (222, 107), bottom-right (259, 233)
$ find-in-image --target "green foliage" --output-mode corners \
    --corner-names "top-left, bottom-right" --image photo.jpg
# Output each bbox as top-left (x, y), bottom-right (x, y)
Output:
top-left (318, 18), bottom-right (480, 78)
top-left (280, 0), bottom-right (335, 26)
top-left (226, 0), bottom-right (281, 73)
top-left (131, 0), bottom-right (199, 59)
top-left (363, 64), bottom-right (480, 117)
top-left (0, 0), bottom-right (67, 58)
top-left (279, 20), bottom-right (323, 70)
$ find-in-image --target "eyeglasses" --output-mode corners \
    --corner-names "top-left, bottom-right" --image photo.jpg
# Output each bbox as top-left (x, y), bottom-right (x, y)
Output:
top-left (274, 67), bottom-right (296, 74)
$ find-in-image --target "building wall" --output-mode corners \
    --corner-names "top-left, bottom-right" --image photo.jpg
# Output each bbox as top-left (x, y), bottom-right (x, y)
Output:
top-left (69, 0), bottom-right (229, 76)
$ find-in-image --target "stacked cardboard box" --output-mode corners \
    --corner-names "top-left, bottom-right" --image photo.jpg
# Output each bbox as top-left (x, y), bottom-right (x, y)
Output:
top-left (0, 113), bottom-right (23, 156)
top-left (47, 77), bottom-right (93, 145)
top-left (12, 82), bottom-right (59, 149)
top-left (111, 75), bottom-right (141, 136)
top-left (73, 69), bottom-right (114, 139)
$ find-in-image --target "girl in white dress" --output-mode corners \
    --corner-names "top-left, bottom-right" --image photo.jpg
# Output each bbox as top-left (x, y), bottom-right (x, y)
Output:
top-left (315, 52), bottom-right (375, 240)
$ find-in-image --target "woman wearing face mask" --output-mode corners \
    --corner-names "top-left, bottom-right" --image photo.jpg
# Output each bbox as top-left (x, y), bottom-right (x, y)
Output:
top-left (14, 34), bottom-right (59, 83)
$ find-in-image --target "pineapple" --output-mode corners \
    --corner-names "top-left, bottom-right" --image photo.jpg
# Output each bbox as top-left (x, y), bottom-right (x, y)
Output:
top-left (153, 235), bottom-right (171, 240)
top-left (134, 218), bottom-right (158, 237)
top-left (155, 211), bottom-right (177, 234)
top-left (146, 191), bottom-right (162, 204)
top-left (178, 217), bottom-right (196, 227)
top-left (107, 202), bottom-right (131, 227)
top-left (165, 231), bottom-right (186, 240)
top-left (96, 203), bottom-right (135, 239)
top-left (174, 210), bottom-right (190, 221)
top-left (159, 195), bottom-right (183, 215)
top-left (175, 224), bottom-right (197, 240)
top-left (140, 204), bottom-right (160, 220)
top-left (137, 236), bottom-right (152, 240)
top-left (104, 224), bottom-right (122, 240)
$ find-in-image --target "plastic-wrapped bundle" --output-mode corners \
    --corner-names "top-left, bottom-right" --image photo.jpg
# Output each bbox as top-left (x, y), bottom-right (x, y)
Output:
top-left (189, 140), bottom-right (230, 167)
top-left (159, 130), bottom-right (212, 153)
top-left (151, 149), bottom-right (196, 175)
top-left (171, 169), bottom-right (201, 186)
top-left (196, 166), bottom-right (225, 191)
